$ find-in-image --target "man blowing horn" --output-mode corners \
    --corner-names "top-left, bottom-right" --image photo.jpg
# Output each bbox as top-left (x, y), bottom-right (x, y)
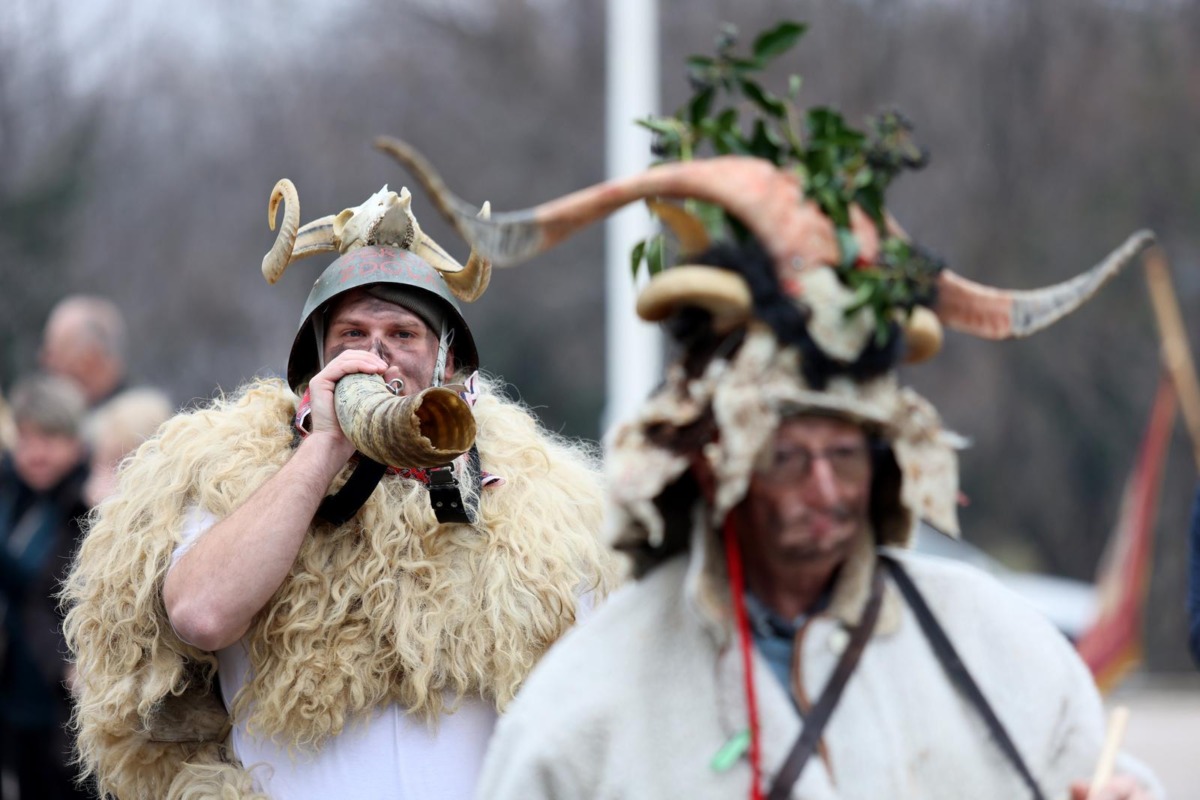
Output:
top-left (60, 179), bottom-right (619, 799)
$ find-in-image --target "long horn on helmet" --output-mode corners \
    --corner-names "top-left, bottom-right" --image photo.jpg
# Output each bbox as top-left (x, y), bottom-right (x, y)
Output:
top-left (334, 373), bottom-right (476, 468)
top-left (375, 136), bottom-right (493, 302)
top-left (934, 230), bottom-right (1155, 339)
top-left (261, 179), bottom-right (340, 285)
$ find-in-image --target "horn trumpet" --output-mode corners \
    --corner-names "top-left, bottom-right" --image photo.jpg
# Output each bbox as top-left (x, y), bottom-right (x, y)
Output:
top-left (334, 374), bottom-right (476, 468)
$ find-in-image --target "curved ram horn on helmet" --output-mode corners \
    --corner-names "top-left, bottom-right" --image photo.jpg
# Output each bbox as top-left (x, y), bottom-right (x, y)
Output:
top-left (934, 230), bottom-right (1155, 339)
top-left (636, 265), bottom-right (752, 334)
top-left (260, 179), bottom-right (339, 285)
top-left (375, 136), bottom-right (493, 303)
top-left (262, 179), bottom-right (301, 285)
top-left (334, 373), bottom-right (476, 468)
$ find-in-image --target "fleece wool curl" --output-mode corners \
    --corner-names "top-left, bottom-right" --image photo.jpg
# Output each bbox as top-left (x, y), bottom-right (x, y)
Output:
top-left (62, 377), bottom-right (620, 799)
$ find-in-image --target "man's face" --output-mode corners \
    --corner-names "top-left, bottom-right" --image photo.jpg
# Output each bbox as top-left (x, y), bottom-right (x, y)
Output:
top-left (733, 414), bottom-right (874, 567)
top-left (322, 289), bottom-right (449, 396)
top-left (13, 422), bottom-right (85, 493)
top-left (40, 311), bottom-right (92, 387)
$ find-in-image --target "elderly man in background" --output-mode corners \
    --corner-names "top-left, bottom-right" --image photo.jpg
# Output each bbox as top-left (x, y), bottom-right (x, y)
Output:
top-left (62, 173), bottom-right (619, 800)
top-left (40, 295), bottom-right (128, 408)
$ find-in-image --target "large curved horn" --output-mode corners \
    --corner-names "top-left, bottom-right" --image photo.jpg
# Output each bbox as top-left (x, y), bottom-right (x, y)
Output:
top-left (262, 179), bottom-right (300, 285)
top-left (334, 373), bottom-right (476, 467)
top-left (636, 265), bottom-right (752, 333)
top-left (934, 230), bottom-right (1155, 339)
top-left (375, 137), bottom-right (845, 273)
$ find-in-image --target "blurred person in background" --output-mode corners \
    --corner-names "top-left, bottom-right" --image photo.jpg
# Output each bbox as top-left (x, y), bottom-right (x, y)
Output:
top-left (39, 295), bottom-right (128, 409)
top-left (0, 374), bottom-right (91, 800)
top-left (0, 393), bottom-right (13, 453)
top-left (81, 388), bottom-right (173, 508)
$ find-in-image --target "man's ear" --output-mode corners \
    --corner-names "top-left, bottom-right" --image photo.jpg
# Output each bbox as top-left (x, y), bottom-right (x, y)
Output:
top-left (444, 347), bottom-right (456, 381)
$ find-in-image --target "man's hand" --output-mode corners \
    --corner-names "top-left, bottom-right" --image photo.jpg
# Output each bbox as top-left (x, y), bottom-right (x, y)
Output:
top-left (1069, 776), bottom-right (1153, 800)
top-left (164, 350), bottom-right (396, 651)
top-left (305, 350), bottom-right (392, 460)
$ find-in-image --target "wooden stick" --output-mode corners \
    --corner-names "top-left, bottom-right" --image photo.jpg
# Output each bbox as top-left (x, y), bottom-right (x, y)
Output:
top-left (1087, 705), bottom-right (1130, 797)
top-left (1142, 247), bottom-right (1200, 471)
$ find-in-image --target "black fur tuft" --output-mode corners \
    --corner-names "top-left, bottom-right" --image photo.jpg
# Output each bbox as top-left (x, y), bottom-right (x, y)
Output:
top-left (673, 238), bottom-right (905, 388)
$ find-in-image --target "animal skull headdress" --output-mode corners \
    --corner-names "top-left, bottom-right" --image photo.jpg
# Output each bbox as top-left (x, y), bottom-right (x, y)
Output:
top-left (261, 176), bottom-right (493, 303)
top-left (256, 160), bottom-right (496, 470)
top-left (356, 134), bottom-right (1153, 547)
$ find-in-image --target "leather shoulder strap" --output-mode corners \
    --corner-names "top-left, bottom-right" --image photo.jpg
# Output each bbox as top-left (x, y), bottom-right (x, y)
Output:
top-left (882, 555), bottom-right (1047, 800)
top-left (316, 457), bottom-right (387, 525)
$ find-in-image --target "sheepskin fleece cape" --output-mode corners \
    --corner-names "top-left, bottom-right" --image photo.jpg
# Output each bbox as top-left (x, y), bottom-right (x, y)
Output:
top-left (477, 531), bottom-right (1161, 800)
top-left (63, 378), bottom-right (618, 800)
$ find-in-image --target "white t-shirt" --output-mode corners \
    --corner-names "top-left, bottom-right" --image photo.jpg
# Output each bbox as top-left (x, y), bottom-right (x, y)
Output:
top-left (170, 509), bottom-right (498, 800)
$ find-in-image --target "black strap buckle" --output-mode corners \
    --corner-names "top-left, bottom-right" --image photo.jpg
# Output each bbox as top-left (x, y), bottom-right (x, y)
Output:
top-left (427, 464), bottom-right (472, 524)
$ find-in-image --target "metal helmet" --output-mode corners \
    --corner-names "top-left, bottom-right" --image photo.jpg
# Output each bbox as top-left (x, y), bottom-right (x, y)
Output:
top-left (286, 245), bottom-right (479, 392)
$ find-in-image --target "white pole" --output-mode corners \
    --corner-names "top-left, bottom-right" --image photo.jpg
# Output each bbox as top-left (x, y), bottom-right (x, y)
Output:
top-left (603, 0), bottom-right (662, 437)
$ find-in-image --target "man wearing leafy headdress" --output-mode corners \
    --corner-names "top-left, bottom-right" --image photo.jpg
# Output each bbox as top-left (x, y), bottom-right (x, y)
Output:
top-left (365, 23), bottom-right (1162, 800)
top-left (62, 171), bottom-right (619, 798)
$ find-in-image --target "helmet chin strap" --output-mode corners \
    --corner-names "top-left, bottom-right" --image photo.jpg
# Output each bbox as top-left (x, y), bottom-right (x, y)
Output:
top-left (432, 323), bottom-right (454, 387)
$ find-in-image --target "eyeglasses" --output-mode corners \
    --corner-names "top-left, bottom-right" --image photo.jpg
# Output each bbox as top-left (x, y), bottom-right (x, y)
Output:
top-left (761, 442), bottom-right (873, 484)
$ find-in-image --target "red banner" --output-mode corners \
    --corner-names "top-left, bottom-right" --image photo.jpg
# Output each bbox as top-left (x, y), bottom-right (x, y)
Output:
top-left (1076, 376), bottom-right (1176, 692)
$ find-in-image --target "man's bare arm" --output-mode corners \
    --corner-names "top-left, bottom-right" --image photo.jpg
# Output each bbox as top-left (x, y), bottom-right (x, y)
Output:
top-left (163, 350), bottom-right (389, 651)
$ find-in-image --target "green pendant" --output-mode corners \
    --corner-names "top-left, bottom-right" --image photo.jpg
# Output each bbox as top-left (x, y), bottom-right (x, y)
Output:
top-left (710, 729), bottom-right (751, 772)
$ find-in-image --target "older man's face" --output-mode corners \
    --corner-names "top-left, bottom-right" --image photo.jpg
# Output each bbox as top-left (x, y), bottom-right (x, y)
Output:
top-left (733, 415), bottom-right (874, 567)
top-left (40, 309), bottom-right (92, 387)
top-left (322, 289), bottom-right (449, 396)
